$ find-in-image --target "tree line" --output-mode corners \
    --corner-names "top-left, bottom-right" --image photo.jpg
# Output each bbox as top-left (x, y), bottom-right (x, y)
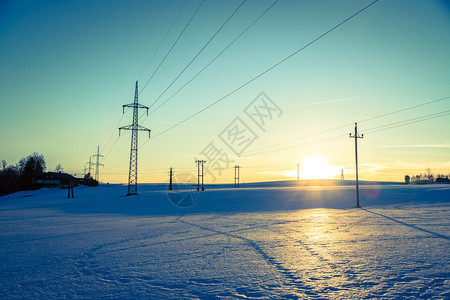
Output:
top-left (405, 169), bottom-right (450, 184)
top-left (0, 153), bottom-right (47, 196)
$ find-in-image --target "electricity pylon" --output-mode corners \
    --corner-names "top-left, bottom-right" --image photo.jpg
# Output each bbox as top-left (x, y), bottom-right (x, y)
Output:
top-left (234, 165), bottom-right (240, 187)
top-left (349, 122), bottom-right (363, 208)
top-left (195, 160), bottom-right (206, 191)
top-left (119, 81), bottom-right (151, 196)
top-left (92, 145), bottom-right (104, 182)
top-left (86, 157), bottom-right (94, 177)
top-left (82, 166), bottom-right (88, 176)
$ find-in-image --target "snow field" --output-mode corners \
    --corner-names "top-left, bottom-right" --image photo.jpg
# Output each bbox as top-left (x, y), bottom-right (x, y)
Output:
top-left (0, 182), bottom-right (449, 299)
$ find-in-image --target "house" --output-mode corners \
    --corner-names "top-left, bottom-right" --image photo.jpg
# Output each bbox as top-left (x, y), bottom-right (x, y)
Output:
top-left (37, 172), bottom-right (78, 189)
top-left (436, 176), bottom-right (450, 183)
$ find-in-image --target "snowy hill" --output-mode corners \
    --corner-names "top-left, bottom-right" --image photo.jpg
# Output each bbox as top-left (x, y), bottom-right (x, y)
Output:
top-left (0, 181), bottom-right (449, 299)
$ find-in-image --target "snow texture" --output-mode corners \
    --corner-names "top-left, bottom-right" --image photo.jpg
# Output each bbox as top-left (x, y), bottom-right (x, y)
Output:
top-left (0, 180), bottom-right (449, 299)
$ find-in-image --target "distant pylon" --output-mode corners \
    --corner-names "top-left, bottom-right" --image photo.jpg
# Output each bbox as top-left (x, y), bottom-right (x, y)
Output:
top-left (119, 81), bottom-right (151, 196)
top-left (349, 122), bottom-right (364, 208)
top-left (234, 165), bottom-right (240, 187)
top-left (92, 145), bottom-right (104, 182)
top-left (195, 160), bottom-right (206, 191)
top-left (341, 168), bottom-right (344, 180)
top-left (86, 157), bottom-right (94, 177)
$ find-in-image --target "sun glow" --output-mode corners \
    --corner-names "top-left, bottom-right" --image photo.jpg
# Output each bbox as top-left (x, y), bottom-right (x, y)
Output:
top-left (300, 155), bottom-right (336, 180)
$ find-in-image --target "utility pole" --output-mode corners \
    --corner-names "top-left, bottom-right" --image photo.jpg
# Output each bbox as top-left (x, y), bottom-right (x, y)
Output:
top-left (349, 122), bottom-right (364, 208)
top-left (92, 145), bottom-right (104, 182)
top-left (119, 81), bottom-right (151, 196)
top-left (169, 167), bottom-right (173, 191)
top-left (297, 162), bottom-right (300, 181)
top-left (234, 165), bottom-right (240, 187)
top-left (195, 160), bottom-right (206, 191)
top-left (341, 168), bottom-right (344, 180)
top-left (86, 157), bottom-right (94, 177)
top-left (202, 161), bottom-right (205, 191)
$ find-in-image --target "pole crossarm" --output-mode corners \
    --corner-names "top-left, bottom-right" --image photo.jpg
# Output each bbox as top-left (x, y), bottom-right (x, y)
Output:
top-left (119, 125), bottom-right (151, 137)
top-left (122, 103), bottom-right (149, 113)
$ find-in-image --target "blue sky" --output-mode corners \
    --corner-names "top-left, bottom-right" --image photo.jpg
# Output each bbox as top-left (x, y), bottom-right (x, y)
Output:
top-left (1, 0), bottom-right (449, 183)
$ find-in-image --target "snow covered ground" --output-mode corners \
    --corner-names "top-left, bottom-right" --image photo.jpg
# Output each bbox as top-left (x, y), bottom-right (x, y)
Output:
top-left (0, 181), bottom-right (449, 299)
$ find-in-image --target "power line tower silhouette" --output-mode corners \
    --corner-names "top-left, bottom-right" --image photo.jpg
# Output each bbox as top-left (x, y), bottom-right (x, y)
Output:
top-left (234, 165), bottom-right (240, 187)
top-left (93, 145), bottom-right (104, 182)
top-left (169, 167), bottom-right (174, 191)
top-left (82, 166), bottom-right (88, 177)
top-left (119, 81), bottom-right (151, 196)
top-left (341, 168), bottom-right (344, 180)
top-left (195, 160), bottom-right (206, 191)
top-left (86, 157), bottom-right (94, 177)
top-left (349, 122), bottom-right (363, 208)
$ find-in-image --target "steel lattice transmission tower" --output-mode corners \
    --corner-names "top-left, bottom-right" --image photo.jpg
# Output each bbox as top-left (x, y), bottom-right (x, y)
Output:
top-left (86, 157), bottom-right (94, 177)
top-left (119, 81), bottom-right (151, 196)
top-left (92, 145), bottom-right (104, 182)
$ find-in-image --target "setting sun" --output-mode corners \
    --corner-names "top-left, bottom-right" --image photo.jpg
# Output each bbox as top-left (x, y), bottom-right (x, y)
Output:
top-left (300, 155), bottom-right (337, 180)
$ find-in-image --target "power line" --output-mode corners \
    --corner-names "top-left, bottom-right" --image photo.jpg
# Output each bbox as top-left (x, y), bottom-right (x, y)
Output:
top-left (138, 0), bottom-right (191, 81)
top-left (247, 123), bottom-right (352, 155)
top-left (148, 0), bottom-right (248, 110)
top-left (362, 109), bottom-right (450, 135)
top-left (244, 95), bottom-right (450, 156)
top-left (100, 92), bottom-right (135, 158)
top-left (151, 0), bottom-right (280, 115)
top-left (98, 84), bottom-right (136, 160)
top-left (245, 134), bottom-right (348, 157)
top-left (244, 108), bottom-right (450, 157)
top-left (125, 102), bottom-right (447, 179)
top-left (102, 2), bottom-right (192, 161)
top-left (103, 135), bottom-right (124, 160)
top-left (139, 0), bottom-right (207, 96)
top-left (359, 96), bottom-right (450, 124)
top-left (101, 110), bottom-right (128, 158)
top-left (148, 0), bottom-right (380, 140)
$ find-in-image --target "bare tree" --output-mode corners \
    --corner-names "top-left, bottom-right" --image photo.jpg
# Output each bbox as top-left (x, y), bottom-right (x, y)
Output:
top-left (55, 164), bottom-right (63, 173)
top-left (19, 153), bottom-right (46, 190)
top-left (1, 160), bottom-right (6, 171)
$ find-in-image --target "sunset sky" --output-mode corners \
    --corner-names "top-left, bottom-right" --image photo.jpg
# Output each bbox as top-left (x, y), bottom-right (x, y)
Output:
top-left (1, 0), bottom-right (449, 184)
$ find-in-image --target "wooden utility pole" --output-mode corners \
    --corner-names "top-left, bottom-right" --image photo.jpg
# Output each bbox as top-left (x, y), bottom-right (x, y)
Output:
top-left (169, 167), bottom-right (173, 190)
top-left (349, 122), bottom-right (364, 208)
